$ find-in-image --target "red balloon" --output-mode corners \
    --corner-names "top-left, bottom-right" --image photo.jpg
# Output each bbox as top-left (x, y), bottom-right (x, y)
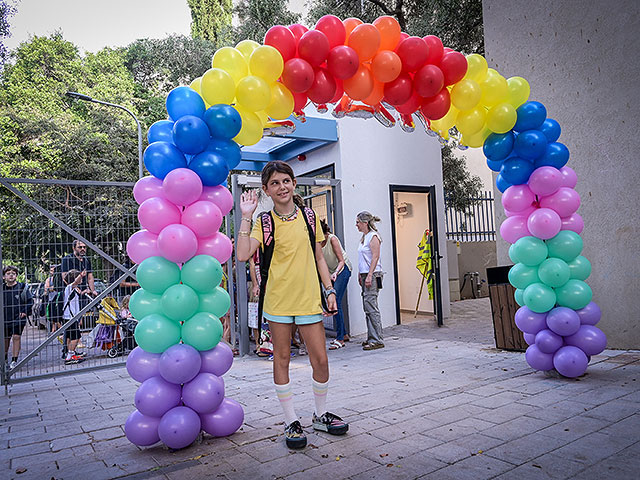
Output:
top-left (292, 91), bottom-right (308, 114)
top-left (282, 58), bottom-right (315, 93)
top-left (414, 64), bottom-right (444, 98)
top-left (396, 92), bottom-right (421, 115)
top-left (306, 68), bottom-right (337, 104)
top-left (420, 87), bottom-right (451, 120)
top-left (439, 51), bottom-right (467, 85)
top-left (330, 79), bottom-right (344, 103)
top-left (264, 25), bottom-right (296, 62)
top-left (399, 32), bottom-right (409, 42)
top-left (298, 30), bottom-right (330, 67)
top-left (327, 45), bottom-right (360, 79)
top-left (289, 23), bottom-right (308, 43)
top-left (423, 35), bottom-right (444, 64)
top-left (315, 15), bottom-right (347, 49)
top-left (383, 72), bottom-right (413, 106)
top-left (395, 36), bottom-right (429, 72)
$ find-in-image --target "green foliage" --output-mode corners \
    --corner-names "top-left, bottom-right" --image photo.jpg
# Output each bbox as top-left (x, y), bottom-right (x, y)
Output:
top-left (441, 144), bottom-right (484, 212)
top-left (188, 0), bottom-right (234, 43)
top-left (0, 0), bottom-right (17, 68)
top-left (233, 0), bottom-right (300, 43)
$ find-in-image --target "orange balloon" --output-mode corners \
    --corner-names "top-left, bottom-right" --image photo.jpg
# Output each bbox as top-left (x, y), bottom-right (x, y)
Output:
top-left (343, 18), bottom-right (363, 41)
top-left (373, 16), bottom-right (401, 51)
top-left (347, 24), bottom-right (380, 62)
top-left (343, 64), bottom-right (374, 101)
top-left (363, 79), bottom-right (384, 106)
top-left (371, 50), bottom-right (401, 83)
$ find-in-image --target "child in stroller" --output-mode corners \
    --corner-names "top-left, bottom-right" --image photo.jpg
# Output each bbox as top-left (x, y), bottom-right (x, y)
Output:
top-left (93, 295), bottom-right (137, 358)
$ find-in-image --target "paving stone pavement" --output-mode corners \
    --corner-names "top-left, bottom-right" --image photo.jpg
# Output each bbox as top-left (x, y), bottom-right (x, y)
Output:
top-left (2, 298), bottom-right (639, 480)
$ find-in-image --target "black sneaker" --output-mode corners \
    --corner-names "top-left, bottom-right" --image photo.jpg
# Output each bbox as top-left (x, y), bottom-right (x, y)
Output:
top-left (284, 420), bottom-right (307, 449)
top-left (312, 412), bottom-right (349, 435)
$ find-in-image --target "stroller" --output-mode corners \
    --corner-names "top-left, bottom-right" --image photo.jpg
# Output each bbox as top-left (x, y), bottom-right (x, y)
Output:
top-left (92, 296), bottom-right (138, 358)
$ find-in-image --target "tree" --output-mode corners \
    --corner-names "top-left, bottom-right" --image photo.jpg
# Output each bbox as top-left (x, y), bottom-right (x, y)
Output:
top-left (0, 0), bottom-right (17, 69)
top-left (188, 0), bottom-right (234, 44)
top-left (441, 144), bottom-right (483, 212)
top-left (233, 0), bottom-right (300, 43)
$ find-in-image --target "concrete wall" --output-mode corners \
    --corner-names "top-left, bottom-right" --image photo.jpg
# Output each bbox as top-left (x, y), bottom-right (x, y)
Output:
top-left (483, 1), bottom-right (640, 347)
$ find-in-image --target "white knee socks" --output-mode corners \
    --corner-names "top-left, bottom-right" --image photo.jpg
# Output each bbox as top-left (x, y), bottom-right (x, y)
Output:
top-left (274, 381), bottom-right (298, 426)
top-left (312, 378), bottom-right (329, 416)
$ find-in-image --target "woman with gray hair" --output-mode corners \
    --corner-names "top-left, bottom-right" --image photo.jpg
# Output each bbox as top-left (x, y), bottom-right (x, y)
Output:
top-left (356, 212), bottom-right (384, 350)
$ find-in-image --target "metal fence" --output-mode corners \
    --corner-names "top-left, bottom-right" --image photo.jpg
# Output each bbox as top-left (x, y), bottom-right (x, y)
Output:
top-left (444, 191), bottom-right (496, 242)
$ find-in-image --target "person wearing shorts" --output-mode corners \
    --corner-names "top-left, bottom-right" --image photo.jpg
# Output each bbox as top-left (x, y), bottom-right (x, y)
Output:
top-left (3, 265), bottom-right (32, 370)
top-left (61, 269), bottom-right (85, 365)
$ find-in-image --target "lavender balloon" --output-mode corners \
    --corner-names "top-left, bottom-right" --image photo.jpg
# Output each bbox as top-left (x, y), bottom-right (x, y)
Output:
top-left (553, 345), bottom-right (588, 378)
top-left (576, 301), bottom-right (601, 325)
top-left (125, 409), bottom-right (161, 446)
top-left (535, 329), bottom-right (564, 354)
top-left (159, 343), bottom-right (202, 385)
top-left (158, 406), bottom-right (202, 449)
top-left (182, 373), bottom-right (225, 413)
top-left (515, 306), bottom-right (547, 334)
top-left (546, 307), bottom-right (580, 336)
top-left (523, 332), bottom-right (536, 345)
top-left (200, 398), bottom-right (244, 437)
top-left (200, 342), bottom-right (234, 376)
top-left (135, 376), bottom-right (182, 418)
top-left (525, 344), bottom-right (554, 371)
top-left (126, 346), bottom-right (161, 383)
top-left (564, 325), bottom-right (607, 356)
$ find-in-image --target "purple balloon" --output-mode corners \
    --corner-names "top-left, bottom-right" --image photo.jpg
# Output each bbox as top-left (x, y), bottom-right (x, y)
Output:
top-left (200, 342), bottom-right (234, 376)
top-left (564, 325), bottom-right (607, 356)
top-left (159, 343), bottom-right (202, 385)
top-left (515, 306), bottom-right (547, 334)
top-left (182, 373), bottom-right (225, 413)
top-left (576, 301), bottom-right (601, 325)
top-left (158, 406), bottom-right (202, 450)
top-left (523, 332), bottom-right (536, 345)
top-left (528, 166), bottom-right (562, 197)
top-left (126, 346), bottom-right (161, 383)
top-left (559, 166), bottom-right (577, 188)
top-left (539, 187), bottom-right (581, 218)
top-left (525, 344), bottom-right (554, 371)
top-left (134, 376), bottom-right (182, 418)
top-left (535, 329), bottom-right (564, 354)
top-left (527, 208), bottom-right (562, 240)
top-left (125, 409), bottom-right (161, 446)
top-left (546, 306), bottom-right (580, 336)
top-left (200, 398), bottom-right (244, 437)
top-left (553, 345), bottom-right (588, 378)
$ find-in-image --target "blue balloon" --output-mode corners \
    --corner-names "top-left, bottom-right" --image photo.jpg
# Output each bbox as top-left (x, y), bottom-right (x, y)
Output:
top-left (486, 158), bottom-right (503, 172)
top-left (148, 120), bottom-right (175, 144)
top-left (172, 115), bottom-right (211, 155)
top-left (203, 105), bottom-right (242, 139)
top-left (189, 151), bottom-right (230, 186)
top-left (540, 118), bottom-right (561, 143)
top-left (534, 142), bottom-right (570, 169)
top-left (206, 139), bottom-right (242, 170)
top-left (513, 130), bottom-right (548, 160)
top-left (496, 173), bottom-right (511, 193)
top-left (166, 86), bottom-right (205, 121)
top-left (514, 101), bottom-right (547, 132)
top-left (483, 131), bottom-right (515, 161)
top-left (500, 157), bottom-right (535, 185)
top-left (143, 142), bottom-right (187, 180)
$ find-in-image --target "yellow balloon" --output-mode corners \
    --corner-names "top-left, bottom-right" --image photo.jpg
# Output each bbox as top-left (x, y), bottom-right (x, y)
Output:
top-left (266, 82), bottom-right (294, 120)
top-left (462, 127), bottom-right (491, 148)
top-left (249, 45), bottom-right (284, 84)
top-left (486, 102), bottom-right (517, 133)
top-left (480, 71), bottom-right (508, 107)
top-left (236, 39), bottom-right (260, 61)
top-left (464, 54), bottom-right (488, 82)
top-left (236, 75), bottom-right (271, 112)
top-left (190, 77), bottom-right (202, 94)
top-left (212, 47), bottom-right (248, 84)
top-left (507, 76), bottom-right (530, 108)
top-left (201, 68), bottom-right (235, 106)
top-left (233, 107), bottom-right (263, 146)
top-left (255, 110), bottom-right (269, 127)
top-left (456, 107), bottom-right (486, 136)
top-left (451, 79), bottom-right (482, 111)
top-left (438, 105), bottom-right (458, 132)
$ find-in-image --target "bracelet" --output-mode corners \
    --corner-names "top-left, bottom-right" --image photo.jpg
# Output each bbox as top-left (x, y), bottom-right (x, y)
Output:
top-left (241, 217), bottom-right (252, 223)
top-left (323, 287), bottom-right (336, 298)
top-left (238, 231), bottom-right (250, 237)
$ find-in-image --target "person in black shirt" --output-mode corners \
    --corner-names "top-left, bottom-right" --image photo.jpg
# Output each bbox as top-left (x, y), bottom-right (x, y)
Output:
top-left (3, 265), bottom-right (33, 369)
top-left (61, 240), bottom-right (97, 299)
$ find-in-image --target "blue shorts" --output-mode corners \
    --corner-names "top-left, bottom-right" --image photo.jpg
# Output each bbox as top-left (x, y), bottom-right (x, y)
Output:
top-left (264, 312), bottom-right (323, 326)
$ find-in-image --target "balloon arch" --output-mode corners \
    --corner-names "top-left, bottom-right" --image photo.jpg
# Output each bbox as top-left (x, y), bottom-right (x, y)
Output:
top-left (123, 15), bottom-right (604, 449)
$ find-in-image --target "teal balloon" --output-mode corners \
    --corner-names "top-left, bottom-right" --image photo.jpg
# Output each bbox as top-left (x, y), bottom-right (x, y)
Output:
top-left (508, 244), bottom-right (520, 264)
top-left (523, 282), bottom-right (557, 313)
top-left (181, 312), bottom-right (223, 351)
top-left (537, 258), bottom-right (570, 288)
top-left (134, 313), bottom-right (182, 353)
top-left (199, 286), bottom-right (231, 317)
top-left (545, 231), bottom-right (583, 262)
top-left (568, 255), bottom-right (591, 281)
top-left (508, 263), bottom-right (540, 290)
top-left (555, 279), bottom-right (592, 310)
top-left (514, 288), bottom-right (525, 306)
top-left (161, 284), bottom-right (199, 322)
top-left (137, 256), bottom-right (181, 294)
top-left (512, 236), bottom-right (548, 266)
top-left (129, 288), bottom-right (163, 319)
top-left (181, 255), bottom-right (223, 293)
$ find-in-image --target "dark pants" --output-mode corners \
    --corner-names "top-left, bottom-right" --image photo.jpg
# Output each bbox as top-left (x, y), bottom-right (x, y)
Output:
top-left (333, 266), bottom-right (351, 341)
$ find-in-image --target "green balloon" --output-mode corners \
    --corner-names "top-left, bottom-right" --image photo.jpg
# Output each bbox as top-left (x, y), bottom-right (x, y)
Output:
top-left (181, 255), bottom-right (223, 293)
top-left (523, 282), bottom-right (557, 313)
top-left (508, 244), bottom-right (520, 264)
top-left (508, 263), bottom-right (540, 290)
top-left (513, 236), bottom-right (548, 267)
top-left (568, 255), bottom-right (591, 281)
top-left (181, 312), bottom-right (223, 351)
top-left (545, 231), bottom-right (583, 262)
top-left (161, 284), bottom-right (199, 322)
top-left (514, 288), bottom-right (525, 306)
top-left (134, 313), bottom-right (181, 354)
top-left (136, 256), bottom-right (181, 295)
top-left (555, 279), bottom-right (592, 310)
top-left (129, 288), bottom-right (163, 319)
top-left (537, 258), bottom-right (570, 288)
top-left (199, 286), bottom-right (231, 317)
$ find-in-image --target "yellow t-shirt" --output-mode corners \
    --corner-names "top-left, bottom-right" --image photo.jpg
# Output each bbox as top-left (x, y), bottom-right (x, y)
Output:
top-left (251, 210), bottom-right (325, 316)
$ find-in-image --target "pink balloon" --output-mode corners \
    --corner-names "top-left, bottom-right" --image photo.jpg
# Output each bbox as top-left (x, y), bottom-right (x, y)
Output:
top-left (528, 166), bottom-right (562, 197)
top-left (133, 176), bottom-right (164, 204)
top-left (559, 166), bottom-right (577, 188)
top-left (200, 185), bottom-right (233, 216)
top-left (163, 168), bottom-right (203, 206)
top-left (527, 208), bottom-right (562, 240)
top-left (127, 229), bottom-right (159, 264)
top-left (505, 204), bottom-right (536, 218)
top-left (539, 187), bottom-right (581, 218)
top-left (561, 213), bottom-right (584, 234)
top-left (502, 184), bottom-right (536, 213)
top-left (138, 197), bottom-right (182, 234)
top-left (197, 232), bottom-right (233, 263)
top-left (157, 224), bottom-right (198, 264)
top-left (182, 201), bottom-right (223, 238)
top-left (499, 215), bottom-right (531, 244)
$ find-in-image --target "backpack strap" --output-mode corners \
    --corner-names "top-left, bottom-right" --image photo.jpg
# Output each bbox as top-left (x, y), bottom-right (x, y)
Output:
top-left (300, 207), bottom-right (330, 313)
top-left (257, 211), bottom-right (275, 331)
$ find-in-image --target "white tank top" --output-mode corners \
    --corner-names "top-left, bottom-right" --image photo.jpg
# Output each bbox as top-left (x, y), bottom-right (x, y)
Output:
top-left (358, 231), bottom-right (382, 274)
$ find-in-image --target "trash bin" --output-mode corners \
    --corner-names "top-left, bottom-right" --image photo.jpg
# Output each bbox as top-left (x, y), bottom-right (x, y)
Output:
top-left (486, 266), bottom-right (527, 351)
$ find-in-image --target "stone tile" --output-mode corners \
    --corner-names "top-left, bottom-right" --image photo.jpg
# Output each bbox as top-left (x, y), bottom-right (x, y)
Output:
top-left (424, 417), bottom-right (495, 442)
top-left (482, 416), bottom-right (554, 441)
top-left (492, 452), bottom-right (587, 480)
top-left (474, 402), bottom-right (539, 424)
top-left (581, 399), bottom-right (639, 423)
top-left (285, 453), bottom-right (380, 480)
top-left (421, 452), bottom-right (514, 480)
top-left (483, 433), bottom-right (571, 465)
top-left (49, 433), bottom-right (92, 451)
top-left (552, 432), bottom-right (635, 465)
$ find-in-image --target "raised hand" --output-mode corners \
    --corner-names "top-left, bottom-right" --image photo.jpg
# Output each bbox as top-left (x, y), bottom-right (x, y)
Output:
top-left (240, 190), bottom-right (258, 217)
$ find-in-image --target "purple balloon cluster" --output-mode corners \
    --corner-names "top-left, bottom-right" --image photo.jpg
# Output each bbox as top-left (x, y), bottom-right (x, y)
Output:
top-left (124, 343), bottom-right (244, 449)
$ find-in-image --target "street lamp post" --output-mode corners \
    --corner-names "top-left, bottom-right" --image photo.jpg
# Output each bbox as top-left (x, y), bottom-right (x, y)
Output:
top-left (66, 92), bottom-right (144, 178)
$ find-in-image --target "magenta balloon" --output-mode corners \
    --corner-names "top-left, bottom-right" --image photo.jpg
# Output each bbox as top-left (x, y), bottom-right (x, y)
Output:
top-left (200, 185), bottom-right (234, 216)
top-left (528, 166), bottom-right (563, 197)
top-left (535, 328), bottom-right (564, 354)
top-left (196, 232), bottom-right (233, 263)
top-left (523, 332), bottom-right (536, 345)
top-left (200, 398), bottom-right (244, 437)
top-left (539, 187), bottom-right (581, 218)
top-left (546, 306), bottom-right (580, 336)
top-left (553, 345), bottom-right (588, 378)
top-left (527, 208), bottom-right (562, 240)
top-left (126, 346), bottom-right (161, 382)
top-left (125, 409), bottom-right (161, 446)
top-left (499, 215), bottom-right (531, 244)
top-left (515, 306), bottom-right (547, 334)
top-left (134, 176), bottom-right (164, 204)
top-left (158, 406), bottom-right (202, 449)
top-left (127, 229), bottom-right (160, 264)
top-left (576, 301), bottom-right (601, 325)
top-left (157, 224), bottom-right (198, 264)
top-left (564, 325), bottom-right (607, 356)
top-left (162, 168), bottom-right (204, 206)
top-left (134, 376), bottom-right (182, 418)
top-left (525, 344), bottom-right (554, 371)
top-left (159, 343), bottom-right (202, 385)
top-left (138, 197), bottom-right (182, 234)
top-left (182, 373), bottom-right (225, 413)
top-left (181, 201), bottom-right (223, 238)
top-left (502, 184), bottom-right (536, 213)
top-left (559, 166), bottom-right (577, 188)
top-left (200, 342), bottom-right (234, 376)
top-left (505, 205), bottom-right (536, 218)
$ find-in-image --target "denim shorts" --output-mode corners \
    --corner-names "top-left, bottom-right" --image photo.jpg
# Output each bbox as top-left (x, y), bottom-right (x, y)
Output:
top-left (264, 312), bottom-right (323, 326)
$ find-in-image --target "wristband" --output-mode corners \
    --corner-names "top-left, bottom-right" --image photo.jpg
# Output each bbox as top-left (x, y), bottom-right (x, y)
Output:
top-left (323, 287), bottom-right (336, 298)
top-left (238, 231), bottom-right (250, 237)
top-left (241, 217), bottom-right (252, 223)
